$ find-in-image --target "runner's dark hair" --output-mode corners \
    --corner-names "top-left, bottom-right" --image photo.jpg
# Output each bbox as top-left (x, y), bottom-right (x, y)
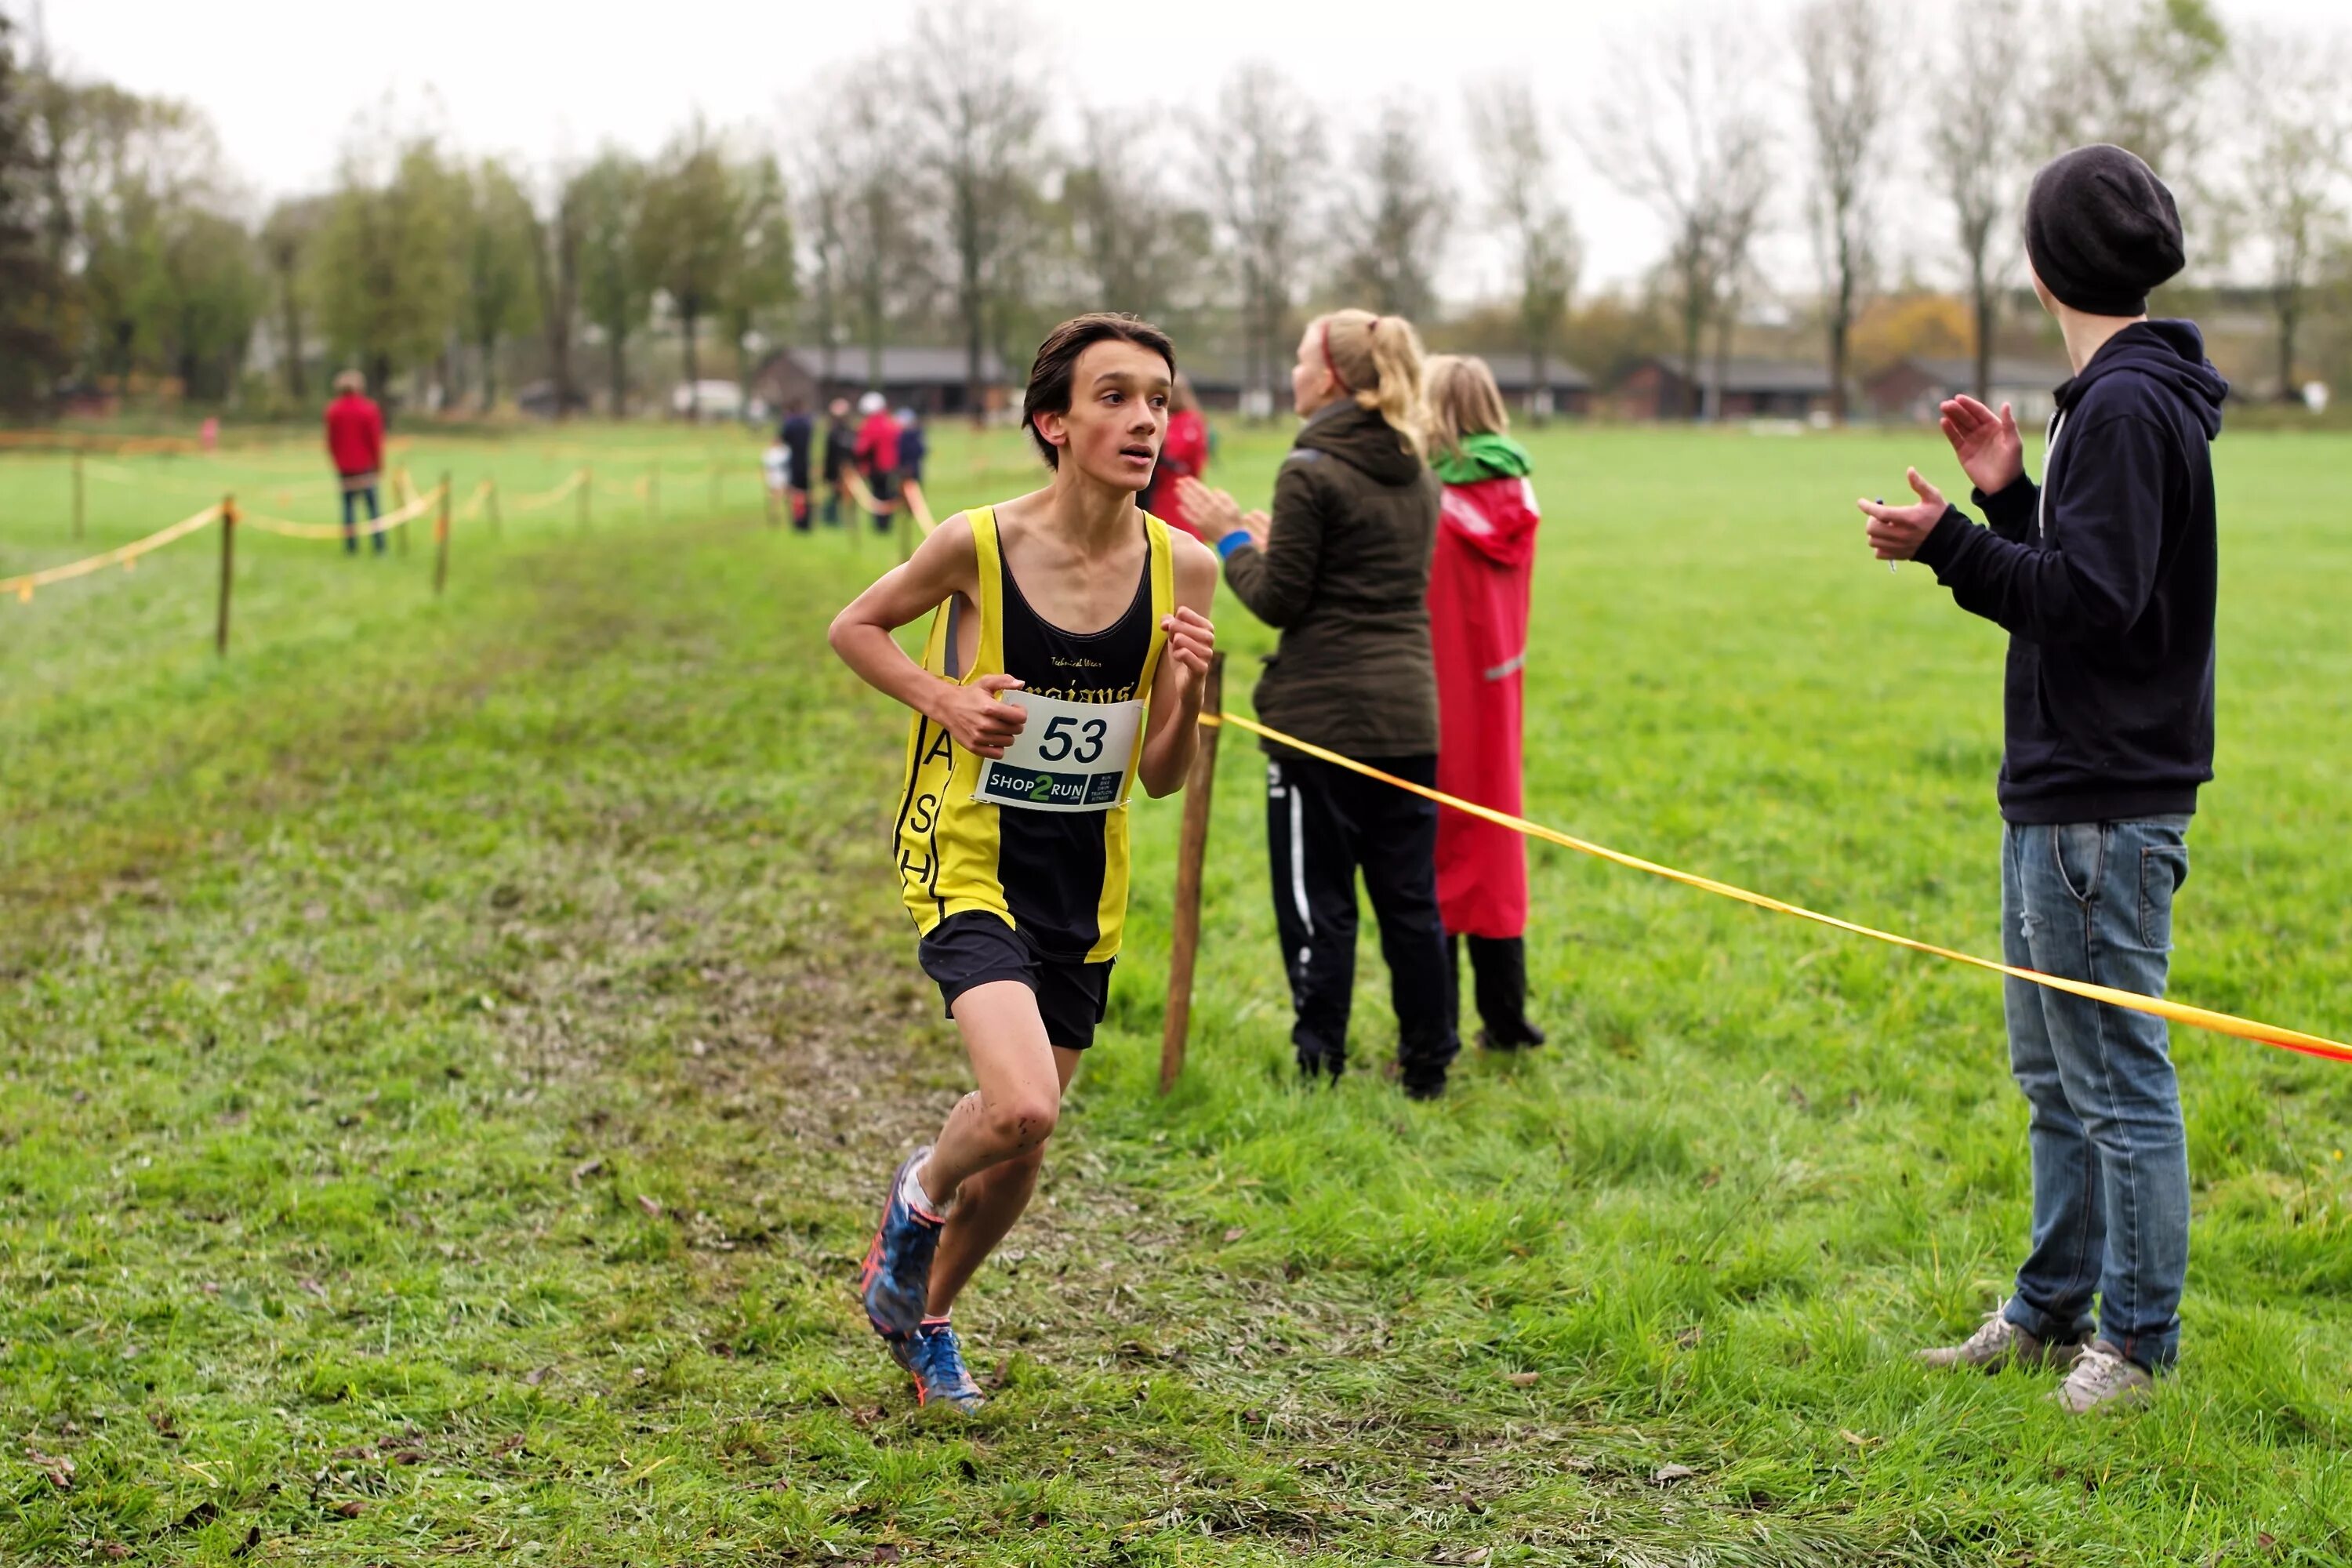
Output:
top-left (1022, 314), bottom-right (1177, 469)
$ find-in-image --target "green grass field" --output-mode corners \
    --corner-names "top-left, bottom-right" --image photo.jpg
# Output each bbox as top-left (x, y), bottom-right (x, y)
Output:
top-left (4, 418), bottom-right (2350, 1566)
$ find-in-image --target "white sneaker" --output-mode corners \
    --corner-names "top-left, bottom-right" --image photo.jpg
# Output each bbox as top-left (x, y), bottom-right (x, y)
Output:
top-left (2053, 1341), bottom-right (2155, 1414)
top-left (1917, 1311), bottom-right (2084, 1372)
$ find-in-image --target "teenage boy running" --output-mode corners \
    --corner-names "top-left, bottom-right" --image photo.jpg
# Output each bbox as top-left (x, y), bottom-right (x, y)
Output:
top-left (1857, 144), bottom-right (2227, 1414)
top-left (828, 314), bottom-right (1218, 1412)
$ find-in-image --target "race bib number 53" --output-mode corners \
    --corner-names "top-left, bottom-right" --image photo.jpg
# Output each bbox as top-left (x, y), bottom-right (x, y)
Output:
top-left (973, 691), bottom-right (1145, 812)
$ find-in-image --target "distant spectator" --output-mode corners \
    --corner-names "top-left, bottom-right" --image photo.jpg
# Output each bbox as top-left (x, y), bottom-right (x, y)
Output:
top-left (763, 437), bottom-right (790, 526)
top-left (822, 397), bottom-right (855, 525)
top-left (854, 390), bottom-right (902, 533)
top-left (895, 405), bottom-right (927, 487)
top-left (323, 369), bottom-right (387, 557)
top-left (1422, 354), bottom-right (1545, 1052)
top-left (780, 400), bottom-right (815, 532)
top-left (1140, 372), bottom-right (1208, 537)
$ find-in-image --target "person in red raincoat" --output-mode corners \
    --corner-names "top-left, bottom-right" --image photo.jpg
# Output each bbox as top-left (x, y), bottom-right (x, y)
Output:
top-left (852, 391), bottom-right (902, 534)
top-left (323, 368), bottom-right (387, 557)
top-left (1140, 373), bottom-right (1209, 537)
top-left (1423, 354), bottom-right (1544, 1049)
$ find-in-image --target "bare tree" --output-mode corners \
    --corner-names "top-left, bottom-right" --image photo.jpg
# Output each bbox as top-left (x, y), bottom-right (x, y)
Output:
top-left (1466, 77), bottom-right (1577, 420)
top-left (2233, 27), bottom-right (2350, 401)
top-left (790, 121), bottom-right (851, 387)
top-left (637, 118), bottom-right (748, 419)
top-left (837, 80), bottom-right (931, 390)
top-left (529, 168), bottom-right (583, 418)
top-left (260, 195), bottom-right (323, 398)
top-left (1334, 98), bottom-right (1450, 321)
top-left (1797, 0), bottom-right (1893, 423)
top-left (1195, 64), bottom-right (1326, 410)
top-left (904, 1), bottom-right (1047, 418)
top-left (1583, 17), bottom-right (1773, 420)
top-left (1063, 108), bottom-right (1207, 322)
top-left (2043, 0), bottom-right (2227, 178)
top-left (1928, 0), bottom-right (2027, 405)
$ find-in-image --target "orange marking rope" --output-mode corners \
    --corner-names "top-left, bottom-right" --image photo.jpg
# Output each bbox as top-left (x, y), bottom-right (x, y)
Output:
top-left (902, 479), bottom-right (936, 536)
top-left (4, 504), bottom-right (223, 603)
top-left (1200, 710), bottom-right (2352, 1066)
top-left (507, 469), bottom-right (588, 513)
top-left (238, 483), bottom-right (444, 541)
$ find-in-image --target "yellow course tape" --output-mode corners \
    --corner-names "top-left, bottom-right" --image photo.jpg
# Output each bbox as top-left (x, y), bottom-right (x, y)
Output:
top-left (1201, 710), bottom-right (2352, 1066)
top-left (902, 479), bottom-right (937, 536)
top-left (238, 484), bottom-right (444, 542)
top-left (508, 469), bottom-right (587, 513)
top-left (840, 469), bottom-right (900, 520)
top-left (4, 504), bottom-right (223, 603)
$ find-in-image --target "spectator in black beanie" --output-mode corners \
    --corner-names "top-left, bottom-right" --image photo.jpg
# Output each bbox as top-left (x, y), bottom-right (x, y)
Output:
top-left (1857, 143), bottom-right (2228, 1416)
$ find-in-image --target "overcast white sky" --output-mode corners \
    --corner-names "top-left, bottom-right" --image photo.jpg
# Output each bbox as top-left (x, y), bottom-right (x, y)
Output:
top-left (27, 0), bottom-right (2350, 302)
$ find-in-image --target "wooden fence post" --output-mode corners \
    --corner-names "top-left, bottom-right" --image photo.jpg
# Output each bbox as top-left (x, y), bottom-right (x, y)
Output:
top-left (433, 470), bottom-right (452, 597)
top-left (215, 495), bottom-right (237, 657)
top-left (580, 466), bottom-right (592, 531)
top-left (1159, 652), bottom-right (1226, 1094)
top-left (72, 452), bottom-right (85, 541)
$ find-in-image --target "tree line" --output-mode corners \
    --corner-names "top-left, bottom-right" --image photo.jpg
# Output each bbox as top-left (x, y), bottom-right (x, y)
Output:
top-left (1, 0), bottom-right (2347, 422)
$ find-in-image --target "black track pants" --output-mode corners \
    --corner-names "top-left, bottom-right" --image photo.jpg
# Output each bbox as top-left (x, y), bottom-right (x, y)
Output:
top-left (1265, 753), bottom-right (1461, 1089)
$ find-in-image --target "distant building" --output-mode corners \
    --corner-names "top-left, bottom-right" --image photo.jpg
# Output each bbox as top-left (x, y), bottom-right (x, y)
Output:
top-left (1615, 357), bottom-right (1837, 422)
top-left (753, 347), bottom-right (1012, 416)
top-left (1471, 352), bottom-right (1594, 419)
top-left (1864, 356), bottom-right (2071, 426)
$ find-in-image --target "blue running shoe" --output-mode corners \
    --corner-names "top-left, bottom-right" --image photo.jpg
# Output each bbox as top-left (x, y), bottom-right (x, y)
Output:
top-left (857, 1146), bottom-right (946, 1339)
top-left (893, 1317), bottom-right (985, 1413)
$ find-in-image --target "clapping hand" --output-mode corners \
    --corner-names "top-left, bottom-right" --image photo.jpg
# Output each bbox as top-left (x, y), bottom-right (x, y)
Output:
top-left (1857, 469), bottom-right (1948, 561)
top-left (1177, 477), bottom-right (1265, 547)
top-left (1939, 395), bottom-right (2026, 495)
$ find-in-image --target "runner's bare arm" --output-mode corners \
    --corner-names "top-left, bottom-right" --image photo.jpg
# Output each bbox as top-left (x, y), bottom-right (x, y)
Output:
top-left (827, 514), bottom-right (1030, 759)
top-left (1136, 532), bottom-right (1220, 797)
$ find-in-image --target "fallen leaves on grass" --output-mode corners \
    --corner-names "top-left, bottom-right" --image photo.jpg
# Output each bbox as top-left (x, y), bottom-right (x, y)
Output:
top-left (331, 1500), bottom-right (367, 1518)
top-left (27, 1447), bottom-right (74, 1488)
top-left (1653, 1464), bottom-right (1697, 1486)
top-left (637, 1193), bottom-right (663, 1217)
top-left (1504, 1371), bottom-right (1540, 1388)
top-left (570, 1157), bottom-right (604, 1187)
top-left (1222, 1226), bottom-right (1247, 1243)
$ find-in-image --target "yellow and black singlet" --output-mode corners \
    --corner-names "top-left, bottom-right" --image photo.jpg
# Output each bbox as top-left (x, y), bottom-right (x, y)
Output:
top-left (894, 506), bottom-right (1174, 963)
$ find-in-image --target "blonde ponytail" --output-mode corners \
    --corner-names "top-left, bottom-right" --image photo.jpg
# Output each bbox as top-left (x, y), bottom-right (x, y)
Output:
top-left (1312, 308), bottom-right (1428, 458)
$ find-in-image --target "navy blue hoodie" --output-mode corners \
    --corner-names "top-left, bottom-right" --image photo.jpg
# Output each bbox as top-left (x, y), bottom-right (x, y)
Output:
top-left (1914, 320), bottom-right (2229, 825)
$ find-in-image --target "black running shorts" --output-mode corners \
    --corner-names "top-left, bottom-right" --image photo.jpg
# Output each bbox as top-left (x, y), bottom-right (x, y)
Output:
top-left (916, 910), bottom-right (1115, 1051)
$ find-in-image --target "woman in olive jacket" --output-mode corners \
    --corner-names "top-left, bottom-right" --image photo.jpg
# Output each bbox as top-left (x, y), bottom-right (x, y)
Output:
top-left (1181, 309), bottom-right (1457, 1098)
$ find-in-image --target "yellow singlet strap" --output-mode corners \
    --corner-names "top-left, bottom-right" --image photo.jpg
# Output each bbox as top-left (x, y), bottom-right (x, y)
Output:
top-left (967, 506), bottom-right (1006, 678)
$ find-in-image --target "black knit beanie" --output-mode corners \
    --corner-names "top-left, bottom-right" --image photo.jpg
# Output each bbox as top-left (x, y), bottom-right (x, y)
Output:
top-left (2024, 144), bottom-right (2184, 318)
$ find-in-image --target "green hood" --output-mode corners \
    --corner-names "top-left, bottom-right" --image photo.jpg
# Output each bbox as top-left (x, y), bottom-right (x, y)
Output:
top-left (1430, 431), bottom-right (1534, 485)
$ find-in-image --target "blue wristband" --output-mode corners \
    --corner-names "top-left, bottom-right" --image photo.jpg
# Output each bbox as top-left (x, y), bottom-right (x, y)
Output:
top-left (1216, 530), bottom-right (1254, 561)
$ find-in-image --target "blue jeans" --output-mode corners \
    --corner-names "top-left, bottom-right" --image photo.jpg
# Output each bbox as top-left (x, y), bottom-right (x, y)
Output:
top-left (341, 485), bottom-right (383, 554)
top-left (1998, 816), bottom-right (2192, 1371)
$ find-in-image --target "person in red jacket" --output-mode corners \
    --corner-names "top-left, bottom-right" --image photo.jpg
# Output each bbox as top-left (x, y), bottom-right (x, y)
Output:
top-left (1424, 354), bottom-right (1544, 1050)
top-left (1139, 373), bottom-right (1209, 536)
top-left (852, 391), bottom-right (902, 534)
top-left (324, 369), bottom-right (387, 556)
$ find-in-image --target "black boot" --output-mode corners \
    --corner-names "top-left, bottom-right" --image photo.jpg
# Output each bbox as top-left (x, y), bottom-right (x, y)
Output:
top-left (1468, 936), bottom-right (1544, 1050)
